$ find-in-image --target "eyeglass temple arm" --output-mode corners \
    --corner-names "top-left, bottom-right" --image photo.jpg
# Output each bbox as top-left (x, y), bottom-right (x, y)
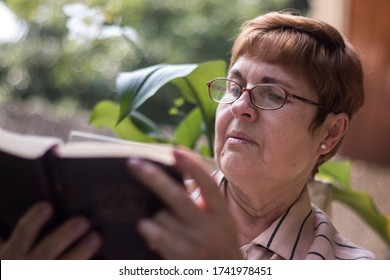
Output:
top-left (290, 94), bottom-right (326, 109)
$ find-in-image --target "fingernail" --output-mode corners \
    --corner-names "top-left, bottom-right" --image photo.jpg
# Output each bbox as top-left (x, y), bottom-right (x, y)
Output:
top-left (127, 158), bottom-right (145, 171)
top-left (174, 150), bottom-right (191, 166)
top-left (173, 149), bottom-right (185, 161)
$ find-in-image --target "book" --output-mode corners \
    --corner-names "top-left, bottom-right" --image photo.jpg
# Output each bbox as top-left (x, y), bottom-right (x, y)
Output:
top-left (67, 130), bottom-right (138, 144)
top-left (0, 128), bottom-right (182, 260)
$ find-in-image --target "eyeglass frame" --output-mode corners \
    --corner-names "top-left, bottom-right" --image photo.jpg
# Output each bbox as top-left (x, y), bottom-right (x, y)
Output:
top-left (206, 77), bottom-right (326, 110)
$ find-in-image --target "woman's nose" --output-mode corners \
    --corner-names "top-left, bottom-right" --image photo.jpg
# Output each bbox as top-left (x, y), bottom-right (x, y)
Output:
top-left (230, 91), bottom-right (258, 121)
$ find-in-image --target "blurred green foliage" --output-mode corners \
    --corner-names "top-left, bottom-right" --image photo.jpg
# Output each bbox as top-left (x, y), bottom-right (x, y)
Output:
top-left (0, 0), bottom-right (307, 111)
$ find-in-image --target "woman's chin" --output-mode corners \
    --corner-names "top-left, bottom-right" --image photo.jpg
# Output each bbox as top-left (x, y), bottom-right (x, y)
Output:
top-left (219, 149), bottom-right (259, 174)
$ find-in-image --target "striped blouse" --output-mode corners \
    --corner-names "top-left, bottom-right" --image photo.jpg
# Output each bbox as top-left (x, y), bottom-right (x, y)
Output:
top-left (191, 173), bottom-right (376, 260)
top-left (226, 183), bottom-right (376, 260)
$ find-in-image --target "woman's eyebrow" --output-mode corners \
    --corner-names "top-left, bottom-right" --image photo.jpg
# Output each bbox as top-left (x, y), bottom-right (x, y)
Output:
top-left (261, 76), bottom-right (293, 89)
top-left (229, 69), bottom-right (295, 90)
top-left (228, 68), bottom-right (242, 78)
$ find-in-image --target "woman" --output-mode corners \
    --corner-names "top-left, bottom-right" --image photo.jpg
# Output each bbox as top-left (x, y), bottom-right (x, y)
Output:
top-left (0, 12), bottom-right (375, 260)
top-left (128, 11), bottom-right (375, 260)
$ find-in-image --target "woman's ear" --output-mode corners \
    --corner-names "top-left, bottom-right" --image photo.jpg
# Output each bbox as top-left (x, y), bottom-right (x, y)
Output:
top-left (319, 113), bottom-right (349, 154)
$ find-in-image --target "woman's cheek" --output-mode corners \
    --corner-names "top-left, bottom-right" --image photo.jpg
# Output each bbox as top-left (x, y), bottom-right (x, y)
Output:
top-left (214, 134), bottom-right (224, 167)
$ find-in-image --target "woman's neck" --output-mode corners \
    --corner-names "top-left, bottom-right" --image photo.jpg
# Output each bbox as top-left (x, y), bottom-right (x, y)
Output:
top-left (222, 177), bottom-right (304, 246)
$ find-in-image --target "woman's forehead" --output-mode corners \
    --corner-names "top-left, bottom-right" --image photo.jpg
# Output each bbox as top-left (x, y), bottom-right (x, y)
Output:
top-left (229, 57), bottom-right (300, 82)
top-left (228, 56), bottom-right (315, 95)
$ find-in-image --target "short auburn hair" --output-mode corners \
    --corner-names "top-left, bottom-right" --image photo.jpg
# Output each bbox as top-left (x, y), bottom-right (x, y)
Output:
top-left (230, 11), bottom-right (364, 171)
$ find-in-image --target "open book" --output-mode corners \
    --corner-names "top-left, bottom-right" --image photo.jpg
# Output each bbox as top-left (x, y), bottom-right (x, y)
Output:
top-left (0, 128), bottom-right (181, 259)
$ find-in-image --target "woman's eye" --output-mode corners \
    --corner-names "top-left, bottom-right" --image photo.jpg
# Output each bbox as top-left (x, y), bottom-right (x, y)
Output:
top-left (253, 86), bottom-right (286, 108)
top-left (228, 84), bottom-right (241, 96)
top-left (266, 92), bottom-right (284, 102)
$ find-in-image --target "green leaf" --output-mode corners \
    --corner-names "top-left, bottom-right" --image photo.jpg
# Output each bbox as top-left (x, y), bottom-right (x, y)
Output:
top-left (170, 60), bottom-right (227, 155)
top-left (117, 63), bottom-right (198, 123)
top-left (198, 143), bottom-right (213, 157)
top-left (115, 60), bottom-right (227, 156)
top-left (332, 186), bottom-right (390, 244)
top-left (89, 100), bottom-right (156, 142)
top-left (171, 60), bottom-right (226, 121)
top-left (316, 159), bottom-right (390, 245)
top-left (173, 107), bottom-right (202, 149)
top-left (173, 97), bottom-right (185, 107)
top-left (129, 111), bottom-right (166, 141)
top-left (317, 160), bottom-right (352, 190)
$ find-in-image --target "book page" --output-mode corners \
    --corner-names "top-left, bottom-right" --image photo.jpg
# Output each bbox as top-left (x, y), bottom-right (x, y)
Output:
top-left (65, 130), bottom-right (176, 165)
top-left (0, 128), bottom-right (63, 159)
top-left (56, 141), bottom-right (175, 165)
top-left (68, 130), bottom-right (133, 145)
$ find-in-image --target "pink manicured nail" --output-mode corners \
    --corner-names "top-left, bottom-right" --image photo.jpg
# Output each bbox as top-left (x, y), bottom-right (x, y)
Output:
top-left (127, 158), bottom-right (146, 171)
top-left (173, 149), bottom-right (186, 162)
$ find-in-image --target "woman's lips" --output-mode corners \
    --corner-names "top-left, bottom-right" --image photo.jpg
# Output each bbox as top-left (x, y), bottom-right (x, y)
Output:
top-left (226, 131), bottom-right (257, 145)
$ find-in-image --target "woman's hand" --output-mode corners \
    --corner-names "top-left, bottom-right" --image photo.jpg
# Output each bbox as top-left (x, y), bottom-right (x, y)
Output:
top-left (0, 202), bottom-right (102, 259)
top-left (127, 149), bottom-right (242, 260)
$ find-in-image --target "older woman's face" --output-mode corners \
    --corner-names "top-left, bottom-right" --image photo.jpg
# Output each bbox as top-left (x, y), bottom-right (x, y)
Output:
top-left (214, 56), bottom-right (325, 189)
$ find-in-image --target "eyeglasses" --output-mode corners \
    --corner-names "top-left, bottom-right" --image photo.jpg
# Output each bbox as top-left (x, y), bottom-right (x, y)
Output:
top-left (207, 78), bottom-right (326, 110)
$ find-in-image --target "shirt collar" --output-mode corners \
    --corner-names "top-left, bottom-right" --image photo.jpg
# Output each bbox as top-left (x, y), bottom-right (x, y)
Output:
top-left (210, 171), bottom-right (315, 260)
top-left (250, 186), bottom-right (314, 259)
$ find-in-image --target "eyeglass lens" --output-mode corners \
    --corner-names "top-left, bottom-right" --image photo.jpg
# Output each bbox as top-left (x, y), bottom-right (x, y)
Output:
top-left (209, 79), bottom-right (286, 110)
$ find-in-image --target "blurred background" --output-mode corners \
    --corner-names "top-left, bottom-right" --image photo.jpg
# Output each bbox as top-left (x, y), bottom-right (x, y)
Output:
top-left (0, 0), bottom-right (310, 110)
top-left (0, 0), bottom-right (389, 258)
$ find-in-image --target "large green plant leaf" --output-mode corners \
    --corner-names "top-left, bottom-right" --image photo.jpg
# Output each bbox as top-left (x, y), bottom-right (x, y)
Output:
top-left (171, 60), bottom-right (226, 117)
top-left (332, 186), bottom-right (390, 244)
top-left (89, 100), bottom-right (155, 142)
top-left (317, 160), bottom-right (351, 190)
top-left (117, 63), bottom-right (198, 124)
top-left (129, 111), bottom-right (166, 140)
top-left (170, 60), bottom-right (226, 147)
top-left (115, 60), bottom-right (227, 155)
top-left (173, 107), bottom-right (202, 149)
top-left (316, 160), bottom-right (390, 245)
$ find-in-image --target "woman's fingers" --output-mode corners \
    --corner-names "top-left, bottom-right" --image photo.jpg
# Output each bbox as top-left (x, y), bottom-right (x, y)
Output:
top-left (60, 231), bottom-right (102, 260)
top-left (127, 148), bottom-right (227, 221)
top-left (30, 216), bottom-right (92, 259)
top-left (127, 158), bottom-right (200, 222)
top-left (138, 218), bottom-right (171, 252)
top-left (1, 201), bottom-right (101, 260)
top-left (6, 201), bottom-right (53, 255)
top-left (128, 150), bottom-right (241, 260)
top-left (138, 216), bottom-right (192, 259)
top-left (173, 149), bottom-right (226, 214)
top-left (1, 202), bottom-right (99, 259)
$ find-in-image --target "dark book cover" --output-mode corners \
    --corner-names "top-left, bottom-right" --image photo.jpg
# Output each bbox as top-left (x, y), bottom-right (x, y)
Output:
top-left (0, 128), bottom-right (182, 260)
top-left (53, 156), bottom-right (181, 260)
top-left (0, 148), bottom-right (61, 241)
